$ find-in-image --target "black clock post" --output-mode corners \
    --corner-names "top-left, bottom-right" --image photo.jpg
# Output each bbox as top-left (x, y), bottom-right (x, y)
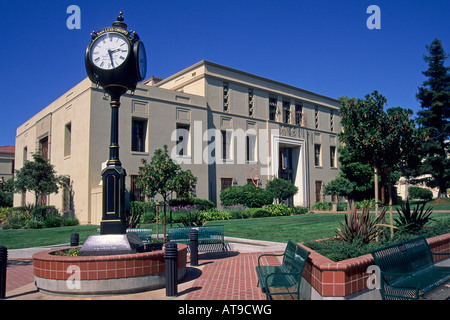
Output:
top-left (84, 13), bottom-right (147, 236)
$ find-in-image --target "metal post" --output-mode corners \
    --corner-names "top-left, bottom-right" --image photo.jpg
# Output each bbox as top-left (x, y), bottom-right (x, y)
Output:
top-left (189, 228), bottom-right (199, 266)
top-left (164, 242), bottom-right (178, 297)
top-left (0, 246), bottom-right (7, 299)
top-left (70, 233), bottom-right (79, 247)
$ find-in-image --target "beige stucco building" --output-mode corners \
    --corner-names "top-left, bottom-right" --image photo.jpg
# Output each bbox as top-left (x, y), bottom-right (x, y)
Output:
top-left (0, 146), bottom-right (15, 186)
top-left (14, 61), bottom-right (341, 225)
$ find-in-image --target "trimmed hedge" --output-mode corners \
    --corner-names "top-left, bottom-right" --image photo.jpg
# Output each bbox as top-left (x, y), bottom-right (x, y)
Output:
top-left (220, 184), bottom-right (273, 208)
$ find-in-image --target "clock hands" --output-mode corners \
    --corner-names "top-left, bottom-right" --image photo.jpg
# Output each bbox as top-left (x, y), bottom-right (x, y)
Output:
top-left (108, 49), bottom-right (115, 68)
top-left (107, 47), bottom-right (125, 68)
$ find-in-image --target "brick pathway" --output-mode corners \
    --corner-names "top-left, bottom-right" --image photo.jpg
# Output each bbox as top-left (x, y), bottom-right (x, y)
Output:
top-left (6, 259), bottom-right (35, 293)
top-left (185, 251), bottom-right (281, 300)
top-left (4, 251), bottom-right (282, 300)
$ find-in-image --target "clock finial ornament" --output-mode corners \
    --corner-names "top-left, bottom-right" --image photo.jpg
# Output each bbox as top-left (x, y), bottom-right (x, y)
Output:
top-left (112, 12), bottom-right (127, 29)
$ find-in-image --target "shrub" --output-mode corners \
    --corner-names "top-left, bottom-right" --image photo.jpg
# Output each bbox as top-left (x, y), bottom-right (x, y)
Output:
top-left (130, 201), bottom-right (155, 227)
top-left (266, 178), bottom-right (298, 202)
top-left (179, 210), bottom-right (207, 227)
top-left (0, 191), bottom-right (13, 207)
top-left (169, 198), bottom-right (215, 211)
top-left (336, 203), bottom-right (386, 244)
top-left (394, 200), bottom-right (434, 233)
top-left (141, 210), bottom-right (156, 223)
top-left (201, 208), bottom-right (230, 221)
top-left (266, 204), bottom-right (290, 216)
top-left (43, 214), bottom-right (62, 228)
top-left (0, 207), bottom-right (13, 224)
top-left (223, 205), bottom-right (250, 219)
top-left (61, 217), bottom-right (79, 226)
top-left (306, 218), bottom-right (450, 262)
top-left (220, 184), bottom-right (273, 208)
top-left (313, 202), bottom-right (331, 211)
top-left (2, 208), bottom-right (31, 229)
top-left (249, 208), bottom-right (271, 218)
top-left (170, 205), bottom-right (200, 223)
top-left (25, 220), bottom-right (45, 229)
top-left (34, 206), bottom-right (59, 221)
top-left (408, 187), bottom-right (433, 202)
top-left (289, 206), bottom-right (310, 215)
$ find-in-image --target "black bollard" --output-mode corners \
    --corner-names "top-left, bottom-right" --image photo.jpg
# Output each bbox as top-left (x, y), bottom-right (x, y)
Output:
top-left (164, 242), bottom-right (178, 297)
top-left (70, 233), bottom-right (79, 247)
top-left (189, 228), bottom-right (199, 266)
top-left (0, 246), bottom-right (7, 299)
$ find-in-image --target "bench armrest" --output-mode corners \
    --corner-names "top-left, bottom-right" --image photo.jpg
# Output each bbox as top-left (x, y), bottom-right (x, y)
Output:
top-left (257, 253), bottom-right (284, 267)
top-left (431, 251), bottom-right (450, 257)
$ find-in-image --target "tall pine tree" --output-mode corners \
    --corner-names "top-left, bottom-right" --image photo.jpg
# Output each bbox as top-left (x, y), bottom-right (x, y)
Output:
top-left (416, 39), bottom-right (450, 198)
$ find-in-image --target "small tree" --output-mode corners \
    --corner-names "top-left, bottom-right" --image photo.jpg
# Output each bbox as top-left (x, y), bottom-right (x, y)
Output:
top-left (136, 145), bottom-right (197, 224)
top-left (266, 177), bottom-right (298, 203)
top-left (14, 153), bottom-right (65, 218)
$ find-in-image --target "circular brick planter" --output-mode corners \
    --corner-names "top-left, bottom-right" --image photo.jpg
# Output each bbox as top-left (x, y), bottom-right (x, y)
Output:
top-left (32, 244), bottom-right (187, 296)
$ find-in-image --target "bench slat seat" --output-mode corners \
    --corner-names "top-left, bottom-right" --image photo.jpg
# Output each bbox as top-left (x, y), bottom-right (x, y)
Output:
top-left (255, 240), bottom-right (310, 300)
top-left (371, 236), bottom-right (450, 300)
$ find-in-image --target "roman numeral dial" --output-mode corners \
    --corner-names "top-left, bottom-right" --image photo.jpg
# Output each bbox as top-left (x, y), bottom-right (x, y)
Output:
top-left (90, 33), bottom-right (130, 70)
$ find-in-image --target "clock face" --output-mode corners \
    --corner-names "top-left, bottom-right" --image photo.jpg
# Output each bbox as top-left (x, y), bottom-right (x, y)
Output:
top-left (90, 33), bottom-right (130, 70)
top-left (137, 42), bottom-right (147, 80)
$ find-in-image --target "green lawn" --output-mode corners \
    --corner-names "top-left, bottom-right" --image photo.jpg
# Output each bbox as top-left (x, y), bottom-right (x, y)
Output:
top-left (0, 225), bottom-right (99, 249)
top-left (1, 211), bottom-right (448, 249)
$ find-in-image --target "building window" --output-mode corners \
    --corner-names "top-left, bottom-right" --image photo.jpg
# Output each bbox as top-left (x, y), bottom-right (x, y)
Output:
top-left (23, 146), bottom-right (28, 162)
top-left (283, 101), bottom-right (290, 124)
top-left (269, 97), bottom-right (277, 121)
top-left (175, 123), bottom-right (190, 156)
top-left (39, 136), bottom-right (49, 159)
top-left (221, 178), bottom-right (233, 191)
top-left (330, 110), bottom-right (334, 132)
top-left (132, 118), bottom-right (147, 152)
top-left (314, 144), bottom-right (322, 167)
top-left (248, 88), bottom-right (254, 117)
top-left (64, 122), bottom-right (72, 157)
top-left (315, 180), bottom-right (324, 202)
top-left (315, 106), bottom-right (319, 129)
top-left (62, 177), bottom-right (73, 213)
top-left (330, 146), bottom-right (337, 168)
top-left (246, 134), bottom-right (257, 163)
top-left (223, 82), bottom-right (230, 113)
top-left (295, 104), bottom-right (303, 126)
top-left (221, 130), bottom-right (232, 160)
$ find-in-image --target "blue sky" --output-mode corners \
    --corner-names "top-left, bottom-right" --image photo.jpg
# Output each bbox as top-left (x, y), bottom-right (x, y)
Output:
top-left (1, 0), bottom-right (449, 147)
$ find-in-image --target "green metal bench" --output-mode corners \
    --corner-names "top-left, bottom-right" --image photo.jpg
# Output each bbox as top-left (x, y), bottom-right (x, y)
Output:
top-left (167, 225), bottom-right (226, 252)
top-left (126, 228), bottom-right (152, 243)
top-left (96, 228), bottom-right (152, 243)
top-left (255, 240), bottom-right (310, 300)
top-left (371, 236), bottom-right (450, 300)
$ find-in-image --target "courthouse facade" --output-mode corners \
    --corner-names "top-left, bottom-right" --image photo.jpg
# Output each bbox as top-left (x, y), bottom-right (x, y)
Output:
top-left (14, 61), bottom-right (341, 225)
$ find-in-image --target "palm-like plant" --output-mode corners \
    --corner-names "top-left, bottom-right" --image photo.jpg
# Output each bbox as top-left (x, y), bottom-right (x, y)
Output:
top-left (336, 203), bottom-right (386, 244)
top-left (394, 200), bottom-right (434, 233)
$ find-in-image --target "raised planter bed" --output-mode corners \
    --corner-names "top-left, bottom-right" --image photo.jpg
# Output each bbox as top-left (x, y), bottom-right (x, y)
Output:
top-left (299, 233), bottom-right (450, 300)
top-left (33, 243), bottom-right (187, 296)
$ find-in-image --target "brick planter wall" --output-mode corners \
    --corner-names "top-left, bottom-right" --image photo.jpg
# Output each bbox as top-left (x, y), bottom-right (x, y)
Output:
top-left (299, 233), bottom-right (450, 300)
top-left (33, 243), bottom-right (188, 295)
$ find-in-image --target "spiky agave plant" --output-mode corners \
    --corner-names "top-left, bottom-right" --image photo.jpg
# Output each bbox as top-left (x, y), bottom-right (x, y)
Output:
top-left (394, 200), bottom-right (434, 233)
top-left (336, 203), bottom-right (386, 244)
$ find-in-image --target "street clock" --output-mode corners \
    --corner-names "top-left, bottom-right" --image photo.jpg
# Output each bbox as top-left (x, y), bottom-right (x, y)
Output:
top-left (85, 12), bottom-right (147, 98)
top-left (84, 13), bottom-right (147, 235)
